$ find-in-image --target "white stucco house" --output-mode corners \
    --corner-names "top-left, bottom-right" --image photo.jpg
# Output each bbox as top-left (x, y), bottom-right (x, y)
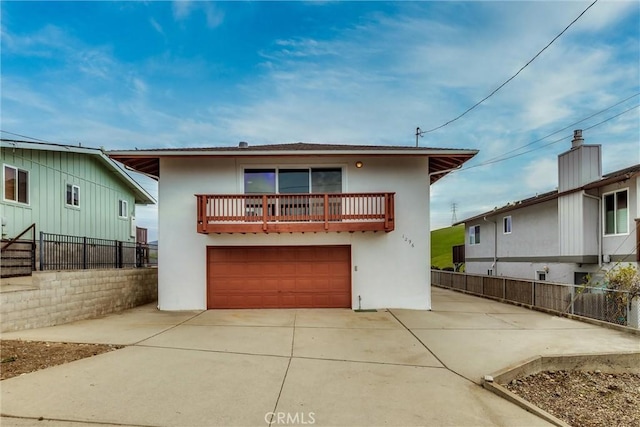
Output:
top-left (457, 130), bottom-right (639, 285)
top-left (110, 142), bottom-right (477, 311)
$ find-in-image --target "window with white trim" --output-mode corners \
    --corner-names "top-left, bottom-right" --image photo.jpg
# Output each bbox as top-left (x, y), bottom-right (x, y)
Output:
top-left (469, 225), bottom-right (480, 245)
top-left (66, 184), bottom-right (80, 207)
top-left (603, 189), bottom-right (628, 235)
top-left (243, 167), bottom-right (342, 194)
top-left (536, 271), bottom-right (547, 281)
top-left (3, 164), bottom-right (29, 204)
top-left (503, 216), bottom-right (512, 234)
top-left (118, 199), bottom-right (128, 218)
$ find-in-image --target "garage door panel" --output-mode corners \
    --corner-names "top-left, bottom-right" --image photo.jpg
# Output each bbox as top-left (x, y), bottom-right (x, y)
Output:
top-left (208, 246), bottom-right (351, 309)
top-left (279, 279), bottom-right (297, 291)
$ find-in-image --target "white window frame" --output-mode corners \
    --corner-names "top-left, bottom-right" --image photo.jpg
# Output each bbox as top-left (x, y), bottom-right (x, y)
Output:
top-left (66, 184), bottom-right (80, 208)
top-left (469, 225), bottom-right (480, 245)
top-left (503, 216), bottom-right (512, 234)
top-left (118, 199), bottom-right (128, 219)
top-left (3, 164), bottom-right (29, 205)
top-left (603, 189), bottom-right (628, 236)
top-left (536, 271), bottom-right (547, 281)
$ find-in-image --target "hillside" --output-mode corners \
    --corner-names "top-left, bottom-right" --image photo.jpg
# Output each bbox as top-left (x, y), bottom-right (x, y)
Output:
top-left (430, 224), bottom-right (465, 269)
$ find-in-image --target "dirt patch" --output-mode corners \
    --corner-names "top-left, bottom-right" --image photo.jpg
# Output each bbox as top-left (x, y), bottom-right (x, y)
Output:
top-left (506, 370), bottom-right (640, 427)
top-left (1, 340), bottom-right (123, 380)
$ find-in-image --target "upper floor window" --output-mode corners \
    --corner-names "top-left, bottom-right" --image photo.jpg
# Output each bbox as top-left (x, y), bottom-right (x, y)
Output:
top-left (66, 184), bottom-right (80, 207)
top-left (244, 167), bottom-right (342, 194)
top-left (118, 199), bottom-right (128, 218)
top-left (503, 216), bottom-right (512, 234)
top-left (469, 225), bottom-right (480, 245)
top-left (3, 165), bottom-right (29, 204)
top-left (603, 189), bottom-right (627, 235)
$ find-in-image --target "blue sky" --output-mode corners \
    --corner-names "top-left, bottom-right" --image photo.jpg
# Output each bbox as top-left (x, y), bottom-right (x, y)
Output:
top-left (2, 1), bottom-right (639, 241)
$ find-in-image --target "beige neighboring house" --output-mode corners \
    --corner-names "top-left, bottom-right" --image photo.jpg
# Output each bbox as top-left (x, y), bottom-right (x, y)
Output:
top-left (457, 130), bottom-right (639, 285)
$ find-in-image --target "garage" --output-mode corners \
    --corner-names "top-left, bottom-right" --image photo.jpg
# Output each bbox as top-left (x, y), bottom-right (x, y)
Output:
top-left (207, 245), bottom-right (351, 309)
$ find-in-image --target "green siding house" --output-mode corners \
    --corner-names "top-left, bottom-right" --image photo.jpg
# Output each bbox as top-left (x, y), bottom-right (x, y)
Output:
top-left (1, 140), bottom-right (155, 242)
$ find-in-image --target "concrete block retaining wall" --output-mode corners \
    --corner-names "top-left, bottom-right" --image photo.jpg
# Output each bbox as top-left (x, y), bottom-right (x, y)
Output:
top-left (0, 268), bottom-right (158, 332)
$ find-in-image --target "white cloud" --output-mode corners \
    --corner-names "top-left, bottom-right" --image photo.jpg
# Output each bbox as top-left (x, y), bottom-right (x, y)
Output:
top-left (149, 17), bottom-right (164, 35)
top-left (172, 0), bottom-right (224, 29)
top-left (172, 1), bottom-right (193, 21)
top-left (203, 3), bottom-right (224, 29)
top-left (523, 158), bottom-right (558, 192)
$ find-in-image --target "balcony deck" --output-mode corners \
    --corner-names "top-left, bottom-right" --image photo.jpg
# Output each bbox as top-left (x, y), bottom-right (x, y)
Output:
top-left (196, 193), bottom-right (395, 234)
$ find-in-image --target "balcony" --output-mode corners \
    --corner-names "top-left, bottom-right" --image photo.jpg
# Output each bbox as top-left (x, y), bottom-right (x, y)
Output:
top-left (196, 193), bottom-right (395, 234)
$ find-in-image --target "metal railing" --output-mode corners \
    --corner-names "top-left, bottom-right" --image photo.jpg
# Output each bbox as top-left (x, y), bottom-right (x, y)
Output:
top-left (431, 270), bottom-right (634, 327)
top-left (1, 223), bottom-right (36, 278)
top-left (39, 232), bottom-right (156, 271)
top-left (196, 192), bottom-right (395, 234)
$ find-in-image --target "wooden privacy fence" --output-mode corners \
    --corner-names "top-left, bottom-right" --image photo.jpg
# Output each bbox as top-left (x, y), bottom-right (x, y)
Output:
top-left (432, 270), bottom-right (636, 328)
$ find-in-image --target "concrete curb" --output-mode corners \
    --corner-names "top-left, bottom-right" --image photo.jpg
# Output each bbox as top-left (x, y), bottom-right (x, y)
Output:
top-left (482, 352), bottom-right (640, 427)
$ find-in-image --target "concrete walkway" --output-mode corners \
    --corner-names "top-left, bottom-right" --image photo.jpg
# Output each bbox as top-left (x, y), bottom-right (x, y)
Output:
top-left (1, 287), bottom-right (638, 426)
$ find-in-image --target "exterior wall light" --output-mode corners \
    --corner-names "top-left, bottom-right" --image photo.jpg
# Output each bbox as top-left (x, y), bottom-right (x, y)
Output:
top-left (355, 161), bottom-right (364, 168)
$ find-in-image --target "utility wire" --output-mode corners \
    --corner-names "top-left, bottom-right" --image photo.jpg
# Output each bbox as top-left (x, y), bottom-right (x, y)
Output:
top-left (0, 129), bottom-right (51, 143)
top-left (477, 92), bottom-right (640, 165)
top-left (419, 0), bottom-right (599, 135)
top-left (462, 103), bottom-right (639, 170)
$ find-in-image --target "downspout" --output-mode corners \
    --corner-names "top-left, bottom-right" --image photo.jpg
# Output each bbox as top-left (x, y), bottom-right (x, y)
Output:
top-left (583, 192), bottom-right (602, 268)
top-left (484, 216), bottom-right (497, 275)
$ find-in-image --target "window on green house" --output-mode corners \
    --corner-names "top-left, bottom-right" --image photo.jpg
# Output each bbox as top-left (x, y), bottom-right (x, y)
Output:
top-left (3, 165), bottom-right (29, 204)
top-left (66, 184), bottom-right (80, 207)
top-left (118, 199), bottom-right (128, 218)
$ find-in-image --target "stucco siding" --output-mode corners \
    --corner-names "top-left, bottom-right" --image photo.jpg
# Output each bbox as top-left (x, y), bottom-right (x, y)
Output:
top-left (499, 200), bottom-right (558, 257)
top-left (464, 199), bottom-right (559, 276)
top-left (158, 155), bottom-right (431, 311)
top-left (1, 147), bottom-right (136, 241)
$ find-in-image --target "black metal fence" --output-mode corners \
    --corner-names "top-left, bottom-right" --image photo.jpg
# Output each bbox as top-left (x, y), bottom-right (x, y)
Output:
top-left (39, 232), bottom-right (157, 271)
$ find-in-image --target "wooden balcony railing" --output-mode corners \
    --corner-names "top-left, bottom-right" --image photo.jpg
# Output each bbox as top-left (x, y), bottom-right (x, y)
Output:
top-left (196, 193), bottom-right (395, 234)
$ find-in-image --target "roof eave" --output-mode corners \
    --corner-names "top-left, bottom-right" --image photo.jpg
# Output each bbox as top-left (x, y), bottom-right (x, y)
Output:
top-left (108, 148), bottom-right (479, 182)
top-left (1, 140), bottom-right (155, 205)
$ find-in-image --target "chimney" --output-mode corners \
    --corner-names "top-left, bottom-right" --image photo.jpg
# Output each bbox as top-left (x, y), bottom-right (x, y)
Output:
top-left (571, 129), bottom-right (584, 149)
top-left (238, 141), bottom-right (249, 149)
top-left (558, 129), bottom-right (602, 192)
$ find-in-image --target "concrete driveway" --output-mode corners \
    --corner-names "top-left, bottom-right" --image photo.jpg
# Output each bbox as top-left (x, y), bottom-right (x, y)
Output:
top-left (1, 287), bottom-right (638, 426)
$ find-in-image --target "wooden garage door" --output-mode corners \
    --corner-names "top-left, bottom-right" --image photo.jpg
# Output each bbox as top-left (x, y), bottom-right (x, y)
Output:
top-left (207, 246), bottom-right (351, 309)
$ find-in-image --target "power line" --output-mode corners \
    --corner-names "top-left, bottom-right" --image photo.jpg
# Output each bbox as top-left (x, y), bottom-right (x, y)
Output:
top-left (0, 129), bottom-right (52, 143)
top-left (474, 92), bottom-right (640, 165)
top-left (463, 103), bottom-right (639, 171)
top-left (418, 0), bottom-right (599, 135)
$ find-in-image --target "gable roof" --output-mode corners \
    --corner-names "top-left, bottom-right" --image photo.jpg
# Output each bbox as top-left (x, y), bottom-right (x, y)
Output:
top-left (108, 142), bottom-right (478, 184)
top-left (1, 139), bottom-right (155, 204)
top-left (456, 163), bottom-right (640, 225)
